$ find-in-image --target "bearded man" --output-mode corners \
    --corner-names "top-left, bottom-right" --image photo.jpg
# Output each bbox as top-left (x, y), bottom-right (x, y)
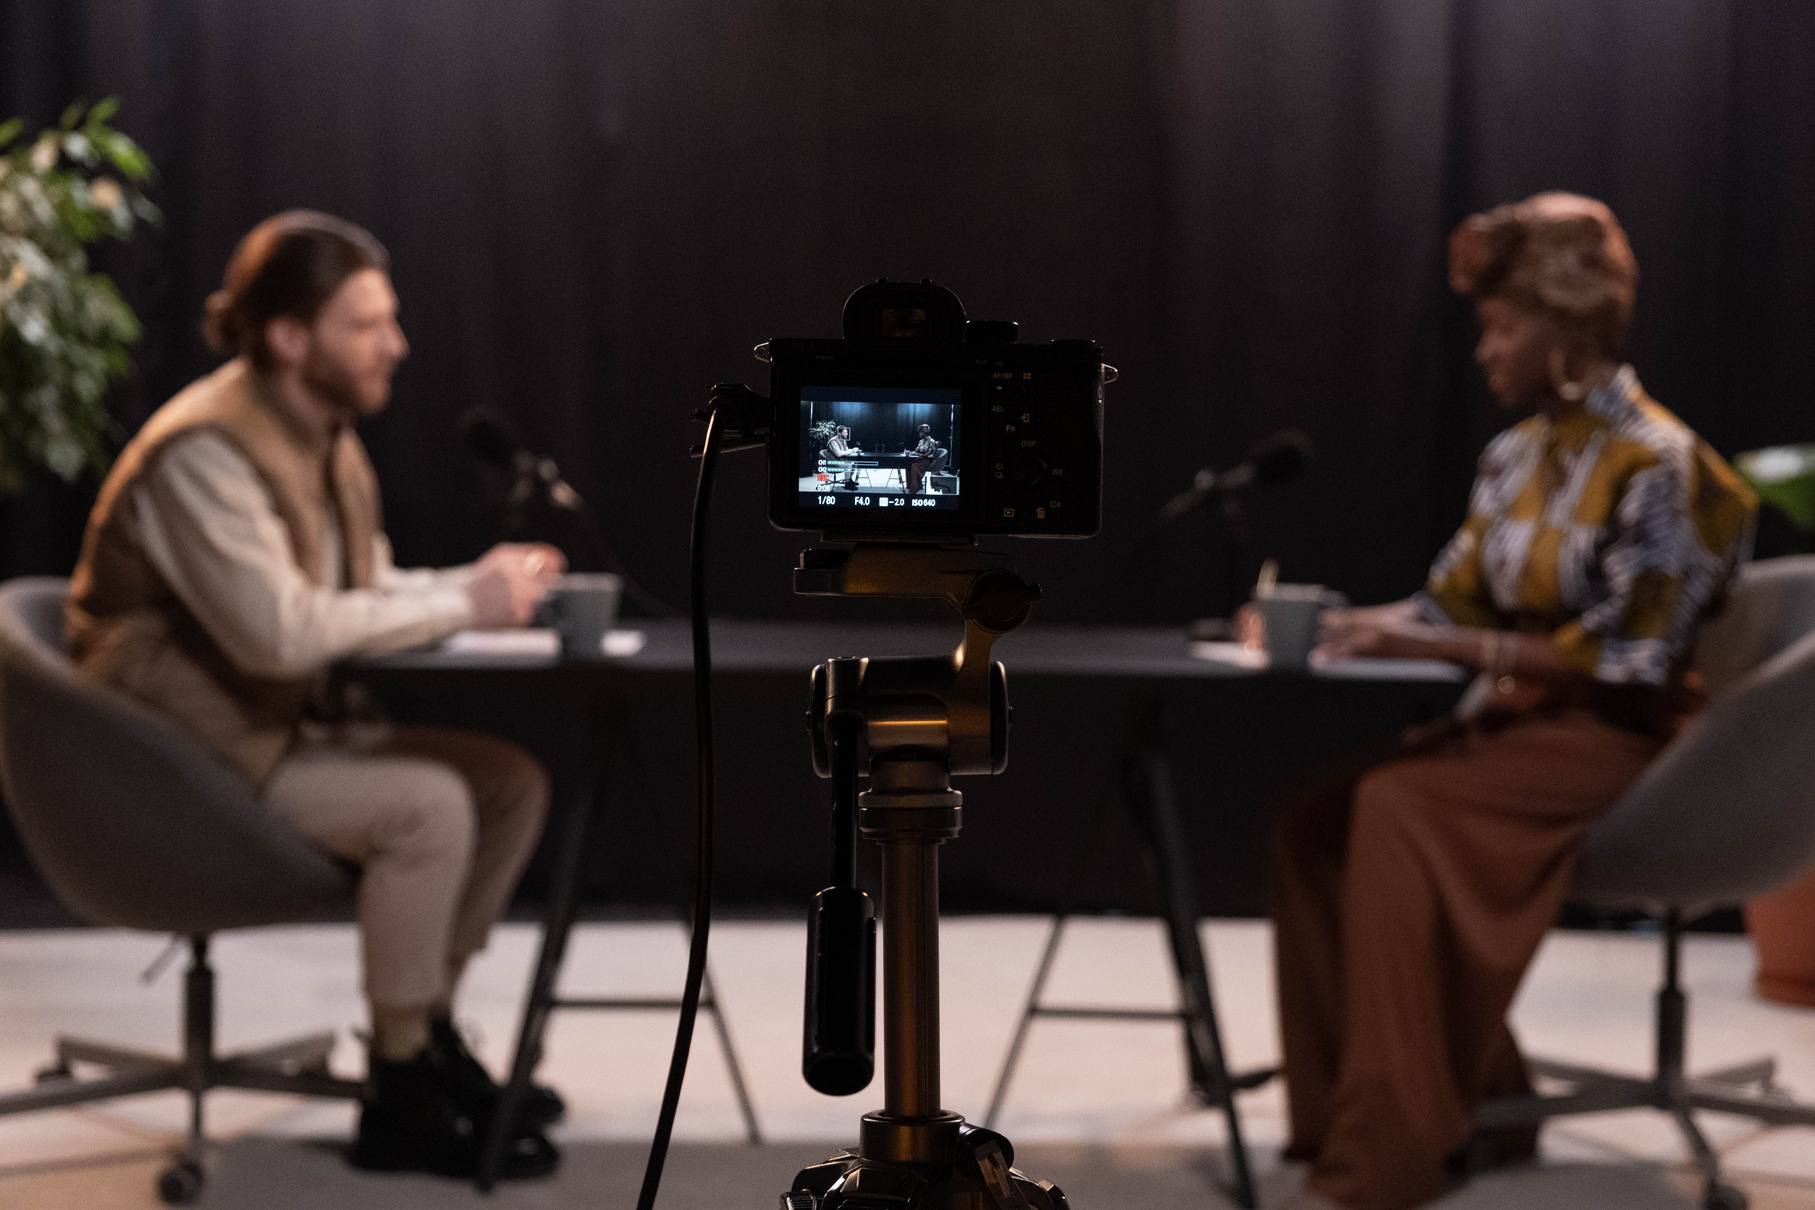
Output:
top-left (66, 211), bottom-right (565, 1180)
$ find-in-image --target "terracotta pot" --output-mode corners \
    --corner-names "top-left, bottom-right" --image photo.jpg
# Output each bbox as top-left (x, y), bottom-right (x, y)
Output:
top-left (1748, 864), bottom-right (1815, 1008)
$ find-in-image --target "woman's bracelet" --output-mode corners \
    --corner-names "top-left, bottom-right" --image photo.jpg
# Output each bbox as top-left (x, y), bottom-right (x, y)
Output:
top-left (1478, 629), bottom-right (1518, 687)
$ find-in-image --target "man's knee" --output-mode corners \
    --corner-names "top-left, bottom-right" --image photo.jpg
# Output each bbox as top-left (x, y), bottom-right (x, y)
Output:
top-left (376, 765), bottom-right (476, 866)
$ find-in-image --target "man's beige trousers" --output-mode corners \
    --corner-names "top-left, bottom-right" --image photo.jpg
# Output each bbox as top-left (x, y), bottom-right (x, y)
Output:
top-left (264, 725), bottom-right (548, 1011)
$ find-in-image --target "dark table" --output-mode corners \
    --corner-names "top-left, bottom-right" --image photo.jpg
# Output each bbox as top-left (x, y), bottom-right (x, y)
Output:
top-left (355, 619), bottom-right (1465, 917)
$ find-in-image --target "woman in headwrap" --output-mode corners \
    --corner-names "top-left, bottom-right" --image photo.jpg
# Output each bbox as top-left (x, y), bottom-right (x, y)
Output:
top-left (1270, 193), bottom-right (1756, 1210)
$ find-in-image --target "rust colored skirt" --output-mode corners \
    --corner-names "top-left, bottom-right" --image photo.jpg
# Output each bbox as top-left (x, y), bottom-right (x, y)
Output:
top-left (1268, 705), bottom-right (1666, 1210)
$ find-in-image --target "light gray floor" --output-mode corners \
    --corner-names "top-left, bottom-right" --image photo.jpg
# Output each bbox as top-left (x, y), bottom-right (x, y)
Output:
top-left (1, 918), bottom-right (1812, 1208)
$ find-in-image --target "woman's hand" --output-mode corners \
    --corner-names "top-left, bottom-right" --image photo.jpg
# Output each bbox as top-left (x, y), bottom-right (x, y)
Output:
top-left (1315, 599), bottom-right (1428, 661)
top-left (1318, 606), bottom-right (1585, 689)
top-left (1317, 608), bottom-right (1443, 662)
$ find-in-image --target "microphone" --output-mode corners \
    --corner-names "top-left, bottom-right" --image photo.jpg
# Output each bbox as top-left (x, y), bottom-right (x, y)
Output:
top-left (460, 407), bottom-right (585, 510)
top-left (460, 407), bottom-right (521, 467)
top-left (1156, 428), bottom-right (1315, 524)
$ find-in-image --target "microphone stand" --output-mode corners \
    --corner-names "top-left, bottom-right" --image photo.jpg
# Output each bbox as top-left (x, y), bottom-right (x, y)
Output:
top-left (1163, 483), bottom-right (1258, 641)
top-left (1161, 431), bottom-right (1313, 635)
top-left (1208, 493), bottom-right (1256, 637)
top-left (504, 453), bottom-right (676, 616)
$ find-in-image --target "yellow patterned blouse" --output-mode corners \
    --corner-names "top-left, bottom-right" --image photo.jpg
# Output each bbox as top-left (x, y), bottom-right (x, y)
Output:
top-left (1417, 367), bottom-right (1756, 686)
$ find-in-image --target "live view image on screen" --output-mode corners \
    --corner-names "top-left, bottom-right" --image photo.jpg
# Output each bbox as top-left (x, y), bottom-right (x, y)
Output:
top-left (798, 386), bottom-right (962, 512)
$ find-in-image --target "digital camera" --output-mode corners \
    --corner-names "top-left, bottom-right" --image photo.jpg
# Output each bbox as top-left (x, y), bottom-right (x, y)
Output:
top-left (762, 280), bottom-right (1107, 540)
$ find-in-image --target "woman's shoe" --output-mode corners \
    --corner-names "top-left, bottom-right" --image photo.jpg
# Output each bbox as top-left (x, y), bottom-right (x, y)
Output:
top-left (1447, 1122), bottom-right (1539, 1178)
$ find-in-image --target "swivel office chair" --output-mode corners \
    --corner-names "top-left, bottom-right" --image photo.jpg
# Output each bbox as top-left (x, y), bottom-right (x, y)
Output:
top-left (0, 577), bottom-right (363, 1204)
top-left (1479, 556), bottom-right (1815, 1210)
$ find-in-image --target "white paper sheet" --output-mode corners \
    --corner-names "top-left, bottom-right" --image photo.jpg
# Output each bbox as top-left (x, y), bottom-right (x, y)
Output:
top-left (440, 629), bottom-right (648, 658)
top-left (1187, 640), bottom-right (1267, 669)
top-left (1188, 640), bottom-right (1461, 681)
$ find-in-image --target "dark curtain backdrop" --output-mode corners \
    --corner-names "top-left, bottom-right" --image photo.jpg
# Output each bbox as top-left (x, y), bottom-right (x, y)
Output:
top-left (806, 401), bottom-right (956, 455)
top-left (2, 0), bottom-right (1812, 619)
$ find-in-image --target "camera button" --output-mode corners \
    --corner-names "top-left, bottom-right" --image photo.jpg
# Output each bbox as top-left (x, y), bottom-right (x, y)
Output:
top-left (1010, 452), bottom-right (1048, 488)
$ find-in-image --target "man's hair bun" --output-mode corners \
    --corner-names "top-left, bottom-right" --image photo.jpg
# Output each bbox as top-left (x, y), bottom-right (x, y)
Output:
top-left (203, 211), bottom-right (389, 367)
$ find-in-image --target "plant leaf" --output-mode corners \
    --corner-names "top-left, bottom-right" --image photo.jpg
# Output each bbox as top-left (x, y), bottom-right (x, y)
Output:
top-left (0, 99), bottom-right (151, 495)
top-left (95, 131), bottom-right (152, 181)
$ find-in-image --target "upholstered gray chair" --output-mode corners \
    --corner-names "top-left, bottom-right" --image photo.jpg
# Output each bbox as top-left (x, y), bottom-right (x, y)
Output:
top-left (1480, 555), bottom-right (1815, 1210)
top-left (0, 577), bottom-right (361, 1204)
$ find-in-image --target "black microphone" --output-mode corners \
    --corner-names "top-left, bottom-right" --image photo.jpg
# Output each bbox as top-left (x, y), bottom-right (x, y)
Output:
top-left (1156, 428), bottom-right (1315, 524)
top-left (459, 407), bottom-right (521, 467)
top-left (460, 407), bottom-right (584, 510)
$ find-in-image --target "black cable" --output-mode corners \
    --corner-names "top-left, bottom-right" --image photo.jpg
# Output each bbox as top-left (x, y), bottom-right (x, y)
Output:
top-left (634, 405), bottom-right (722, 1210)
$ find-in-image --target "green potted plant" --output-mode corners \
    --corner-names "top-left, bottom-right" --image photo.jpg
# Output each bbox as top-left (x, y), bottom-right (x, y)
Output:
top-left (1735, 443), bottom-right (1815, 1006)
top-left (0, 98), bottom-right (157, 495)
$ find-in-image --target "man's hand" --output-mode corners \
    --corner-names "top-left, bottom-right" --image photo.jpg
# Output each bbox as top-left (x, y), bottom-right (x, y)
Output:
top-left (463, 543), bottom-right (565, 629)
top-left (477, 542), bottom-right (567, 580)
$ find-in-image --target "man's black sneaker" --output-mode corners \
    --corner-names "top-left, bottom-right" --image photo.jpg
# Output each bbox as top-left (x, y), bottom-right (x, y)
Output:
top-left (351, 1049), bottom-right (559, 1180)
top-left (431, 1015), bottom-right (567, 1128)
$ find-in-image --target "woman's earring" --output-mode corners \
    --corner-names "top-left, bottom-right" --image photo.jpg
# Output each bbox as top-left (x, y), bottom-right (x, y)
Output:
top-left (1549, 347), bottom-right (1589, 403)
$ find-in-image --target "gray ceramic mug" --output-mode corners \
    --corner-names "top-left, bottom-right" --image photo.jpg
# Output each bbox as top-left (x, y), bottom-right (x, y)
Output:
top-left (547, 573), bottom-right (623, 661)
top-left (1255, 584), bottom-right (1336, 671)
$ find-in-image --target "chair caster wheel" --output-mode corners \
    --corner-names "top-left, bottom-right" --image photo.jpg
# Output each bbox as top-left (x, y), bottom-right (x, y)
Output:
top-left (1704, 1183), bottom-right (1747, 1210)
top-left (157, 1158), bottom-right (204, 1205)
top-left (34, 1064), bottom-right (72, 1084)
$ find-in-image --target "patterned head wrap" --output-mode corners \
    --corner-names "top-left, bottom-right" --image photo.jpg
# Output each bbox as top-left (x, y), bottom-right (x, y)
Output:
top-left (1448, 192), bottom-right (1638, 355)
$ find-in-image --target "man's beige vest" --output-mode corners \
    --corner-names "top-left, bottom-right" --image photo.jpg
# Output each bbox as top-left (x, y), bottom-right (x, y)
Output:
top-left (66, 358), bottom-right (381, 785)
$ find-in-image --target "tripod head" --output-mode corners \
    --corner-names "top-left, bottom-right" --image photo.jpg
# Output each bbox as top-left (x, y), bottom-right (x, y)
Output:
top-left (797, 544), bottom-right (1040, 778)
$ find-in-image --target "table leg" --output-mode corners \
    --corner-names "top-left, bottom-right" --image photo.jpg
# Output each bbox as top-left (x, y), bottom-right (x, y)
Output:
top-left (476, 713), bottom-right (608, 1192)
top-left (701, 967), bottom-right (763, 1144)
top-left (983, 913), bottom-right (1068, 1130)
top-left (1123, 739), bottom-right (1259, 1210)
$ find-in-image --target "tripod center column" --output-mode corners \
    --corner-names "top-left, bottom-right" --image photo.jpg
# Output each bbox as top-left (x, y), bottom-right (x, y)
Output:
top-left (859, 756), bottom-right (964, 1164)
top-left (882, 837), bottom-right (943, 1116)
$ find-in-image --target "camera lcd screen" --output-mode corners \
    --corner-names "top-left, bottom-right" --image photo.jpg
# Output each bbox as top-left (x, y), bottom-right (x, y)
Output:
top-left (797, 385), bottom-right (962, 513)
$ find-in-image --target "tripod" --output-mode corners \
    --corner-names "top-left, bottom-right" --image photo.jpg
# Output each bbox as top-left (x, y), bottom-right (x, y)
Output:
top-left (781, 543), bottom-right (1070, 1210)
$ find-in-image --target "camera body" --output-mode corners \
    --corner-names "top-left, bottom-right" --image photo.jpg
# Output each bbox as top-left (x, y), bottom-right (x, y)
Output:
top-left (764, 280), bottom-right (1106, 540)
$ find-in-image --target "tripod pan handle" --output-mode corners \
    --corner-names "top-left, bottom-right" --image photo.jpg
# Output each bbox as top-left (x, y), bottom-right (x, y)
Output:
top-left (803, 885), bottom-right (876, 1096)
